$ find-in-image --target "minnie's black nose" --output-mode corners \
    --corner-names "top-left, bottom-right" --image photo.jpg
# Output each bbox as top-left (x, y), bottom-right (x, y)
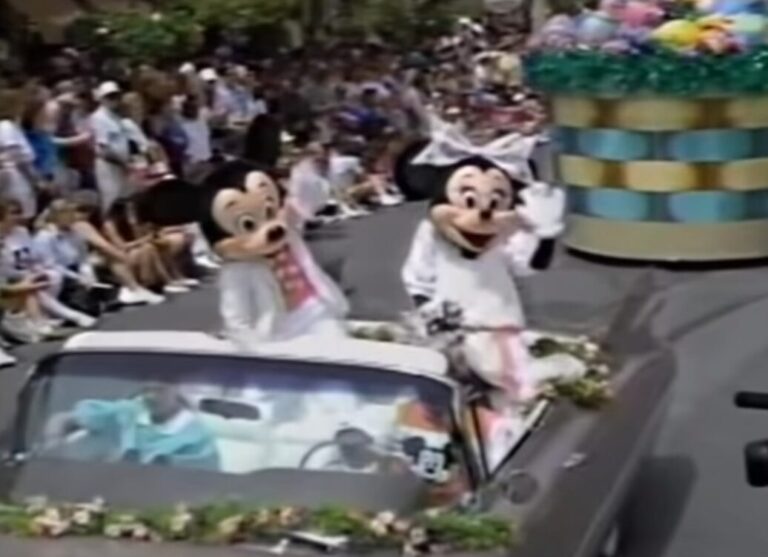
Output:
top-left (480, 209), bottom-right (493, 221)
top-left (267, 226), bottom-right (286, 243)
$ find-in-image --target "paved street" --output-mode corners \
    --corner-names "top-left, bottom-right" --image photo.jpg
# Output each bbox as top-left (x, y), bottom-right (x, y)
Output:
top-left (2, 203), bottom-right (768, 557)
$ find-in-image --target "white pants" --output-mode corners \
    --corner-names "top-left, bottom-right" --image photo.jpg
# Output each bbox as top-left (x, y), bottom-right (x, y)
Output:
top-left (462, 330), bottom-right (587, 407)
top-left (95, 159), bottom-right (132, 214)
top-left (37, 291), bottom-right (93, 322)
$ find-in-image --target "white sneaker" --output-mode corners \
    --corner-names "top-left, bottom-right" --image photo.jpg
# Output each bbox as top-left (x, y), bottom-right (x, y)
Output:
top-left (195, 255), bottom-right (221, 270)
top-left (2, 313), bottom-right (42, 344)
top-left (379, 193), bottom-right (404, 207)
top-left (164, 284), bottom-right (190, 294)
top-left (173, 278), bottom-right (200, 288)
top-left (118, 288), bottom-right (149, 306)
top-left (73, 315), bottom-right (98, 329)
top-left (139, 289), bottom-right (165, 305)
top-left (341, 206), bottom-right (370, 219)
top-left (0, 348), bottom-right (16, 366)
top-left (0, 348), bottom-right (16, 367)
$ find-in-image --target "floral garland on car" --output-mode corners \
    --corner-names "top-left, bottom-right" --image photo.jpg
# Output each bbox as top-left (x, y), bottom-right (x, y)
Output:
top-left (0, 498), bottom-right (516, 555)
top-left (349, 323), bottom-right (613, 410)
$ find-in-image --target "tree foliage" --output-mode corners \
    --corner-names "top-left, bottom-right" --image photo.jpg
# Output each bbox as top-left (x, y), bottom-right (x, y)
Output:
top-left (334, 0), bottom-right (476, 43)
top-left (67, 0), bottom-right (301, 64)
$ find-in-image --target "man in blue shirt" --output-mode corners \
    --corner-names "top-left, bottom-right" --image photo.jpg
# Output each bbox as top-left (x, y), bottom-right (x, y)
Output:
top-left (44, 385), bottom-right (220, 471)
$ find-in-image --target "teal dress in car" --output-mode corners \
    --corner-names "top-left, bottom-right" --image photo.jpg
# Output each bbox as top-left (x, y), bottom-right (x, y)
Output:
top-left (70, 398), bottom-right (220, 471)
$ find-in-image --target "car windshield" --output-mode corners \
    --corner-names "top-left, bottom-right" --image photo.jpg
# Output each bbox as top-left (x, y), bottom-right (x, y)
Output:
top-left (18, 352), bottom-right (467, 493)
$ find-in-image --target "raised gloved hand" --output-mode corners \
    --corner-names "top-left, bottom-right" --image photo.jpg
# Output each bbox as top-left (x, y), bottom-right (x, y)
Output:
top-left (517, 182), bottom-right (566, 240)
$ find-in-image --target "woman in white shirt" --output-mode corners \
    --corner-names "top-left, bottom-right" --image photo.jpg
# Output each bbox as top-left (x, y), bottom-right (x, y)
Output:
top-left (0, 89), bottom-right (43, 221)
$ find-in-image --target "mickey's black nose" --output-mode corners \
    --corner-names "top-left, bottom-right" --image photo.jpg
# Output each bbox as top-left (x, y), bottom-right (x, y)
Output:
top-left (267, 226), bottom-right (286, 243)
top-left (480, 209), bottom-right (493, 221)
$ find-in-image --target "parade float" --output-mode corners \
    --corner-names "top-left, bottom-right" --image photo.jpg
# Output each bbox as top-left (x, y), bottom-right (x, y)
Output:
top-left (525, 0), bottom-right (768, 261)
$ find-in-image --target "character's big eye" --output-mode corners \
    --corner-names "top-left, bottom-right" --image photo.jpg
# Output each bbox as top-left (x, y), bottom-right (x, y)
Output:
top-left (237, 214), bottom-right (258, 233)
top-left (464, 195), bottom-right (477, 209)
top-left (489, 199), bottom-right (498, 212)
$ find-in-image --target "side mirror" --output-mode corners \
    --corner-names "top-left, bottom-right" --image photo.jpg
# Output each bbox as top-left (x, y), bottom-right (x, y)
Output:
top-left (745, 440), bottom-right (768, 487)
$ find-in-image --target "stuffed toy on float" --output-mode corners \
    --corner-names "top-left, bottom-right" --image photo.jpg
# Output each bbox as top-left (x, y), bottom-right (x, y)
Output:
top-left (525, 0), bottom-right (768, 261)
top-left (400, 128), bottom-right (579, 411)
top-left (136, 160), bottom-right (349, 349)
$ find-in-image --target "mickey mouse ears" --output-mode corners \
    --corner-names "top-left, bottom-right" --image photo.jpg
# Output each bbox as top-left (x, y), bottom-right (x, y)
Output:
top-left (413, 115), bottom-right (540, 181)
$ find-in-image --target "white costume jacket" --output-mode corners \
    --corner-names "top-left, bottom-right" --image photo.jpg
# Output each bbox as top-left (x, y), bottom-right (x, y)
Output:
top-left (402, 221), bottom-right (553, 403)
top-left (220, 232), bottom-right (349, 349)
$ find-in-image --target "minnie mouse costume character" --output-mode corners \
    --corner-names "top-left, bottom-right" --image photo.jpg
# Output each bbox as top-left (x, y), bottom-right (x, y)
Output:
top-left (400, 128), bottom-right (567, 407)
top-left (136, 161), bottom-right (349, 349)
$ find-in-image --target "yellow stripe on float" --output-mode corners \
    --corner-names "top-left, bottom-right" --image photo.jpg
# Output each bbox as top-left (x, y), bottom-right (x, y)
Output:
top-left (726, 97), bottom-right (768, 128)
top-left (559, 156), bottom-right (698, 191)
top-left (622, 161), bottom-right (698, 192)
top-left (609, 98), bottom-right (703, 131)
top-left (566, 215), bottom-right (768, 261)
top-left (559, 155), bottom-right (605, 188)
top-left (719, 159), bottom-right (768, 191)
top-left (551, 97), bottom-right (598, 128)
top-left (559, 156), bottom-right (768, 192)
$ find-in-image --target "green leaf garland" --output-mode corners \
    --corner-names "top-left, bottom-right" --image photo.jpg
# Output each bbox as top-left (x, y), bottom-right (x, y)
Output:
top-left (524, 46), bottom-right (768, 97)
top-left (0, 499), bottom-right (517, 554)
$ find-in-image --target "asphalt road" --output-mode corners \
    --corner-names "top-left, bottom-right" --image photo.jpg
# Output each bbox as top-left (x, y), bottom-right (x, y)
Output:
top-left (2, 202), bottom-right (768, 557)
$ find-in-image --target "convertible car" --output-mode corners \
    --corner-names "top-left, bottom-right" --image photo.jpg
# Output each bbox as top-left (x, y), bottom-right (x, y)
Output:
top-left (0, 283), bottom-right (674, 557)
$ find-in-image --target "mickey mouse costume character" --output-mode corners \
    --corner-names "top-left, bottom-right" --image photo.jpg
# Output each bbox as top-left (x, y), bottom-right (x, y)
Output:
top-left (400, 127), bottom-right (568, 408)
top-left (136, 161), bottom-right (349, 349)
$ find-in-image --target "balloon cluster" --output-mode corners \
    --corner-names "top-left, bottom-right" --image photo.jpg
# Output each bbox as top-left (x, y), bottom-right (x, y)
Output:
top-left (529, 0), bottom-right (768, 56)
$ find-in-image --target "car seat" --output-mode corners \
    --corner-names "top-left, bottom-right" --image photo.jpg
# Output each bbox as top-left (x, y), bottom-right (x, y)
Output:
top-left (196, 399), bottom-right (272, 474)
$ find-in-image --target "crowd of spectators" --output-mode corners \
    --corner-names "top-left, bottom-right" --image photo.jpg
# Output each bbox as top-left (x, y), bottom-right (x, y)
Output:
top-left (0, 15), bottom-right (546, 367)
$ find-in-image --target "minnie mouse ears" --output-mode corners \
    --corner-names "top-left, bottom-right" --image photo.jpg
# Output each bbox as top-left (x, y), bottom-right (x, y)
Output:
top-left (413, 121), bottom-right (539, 181)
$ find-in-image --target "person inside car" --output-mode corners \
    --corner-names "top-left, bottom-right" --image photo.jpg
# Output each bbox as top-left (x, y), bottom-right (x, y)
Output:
top-left (43, 384), bottom-right (221, 471)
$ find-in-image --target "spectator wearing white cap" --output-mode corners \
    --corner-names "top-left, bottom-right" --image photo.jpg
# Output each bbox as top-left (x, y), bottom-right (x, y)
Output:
top-left (89, 82), bottom-right (133, 214)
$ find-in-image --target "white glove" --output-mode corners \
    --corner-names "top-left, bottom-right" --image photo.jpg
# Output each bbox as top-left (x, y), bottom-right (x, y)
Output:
top-left (518, 182), bottom-right (566, 239)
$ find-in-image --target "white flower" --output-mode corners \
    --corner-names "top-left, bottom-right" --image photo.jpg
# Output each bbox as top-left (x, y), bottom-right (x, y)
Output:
top-left (369, 518), bottom-right (389, 537)
top-left (150, 12), bottom-right (163, 21)
top-left (41, 508), bottom-right (62, 522)
top-left (71, 509), bottom-right (92, 526)
top-left (392, 519), bottom-right (412, 534)
top-left (96, 27), bottom-right (109, 35)
top-left (48, 520), bottom-right (71, 538)
top-left (375, 511), bottom-right (397, 526)
top-left (170, 506), bottom-right (194, 536)
top-left (24, 496), bottom-right (48, 514)
top-left (104, 524), bottom-right (124, 538)
top-left (408, 527), bottom-right (429, 545)
top-left (131, 524), bottom-right (151, 540)
top-left (217, 515), bottom-right (245, 539)
top-left (596, 363), bottom-right (611, 375)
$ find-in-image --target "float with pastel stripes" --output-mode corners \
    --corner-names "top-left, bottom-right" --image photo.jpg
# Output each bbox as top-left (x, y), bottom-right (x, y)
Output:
top-left (525, 0), bottom-right (768, 261)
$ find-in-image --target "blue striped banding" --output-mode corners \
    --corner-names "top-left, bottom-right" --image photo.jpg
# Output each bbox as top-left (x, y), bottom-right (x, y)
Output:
top-left (566, 187), bottom-right (768, 223)
top-left (554, 126), bottom-right (768, 162)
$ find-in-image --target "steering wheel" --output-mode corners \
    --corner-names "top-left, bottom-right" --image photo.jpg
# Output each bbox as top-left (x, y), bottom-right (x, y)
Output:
top-left (298, 427), bottom-right (375, 470)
